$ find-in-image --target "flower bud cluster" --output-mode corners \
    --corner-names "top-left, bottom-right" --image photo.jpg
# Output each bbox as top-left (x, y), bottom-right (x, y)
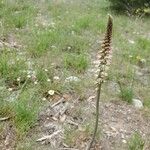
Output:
top-left (97, 15), bottom-right (113, 84)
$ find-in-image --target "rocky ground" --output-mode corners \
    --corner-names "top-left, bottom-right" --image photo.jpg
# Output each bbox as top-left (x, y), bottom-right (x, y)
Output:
top-left (1, 46), bottom-right (149, 150)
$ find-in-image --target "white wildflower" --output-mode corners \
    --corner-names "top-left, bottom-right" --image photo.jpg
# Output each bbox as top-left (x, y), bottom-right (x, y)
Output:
top-left (48, 90), bottom-right (55, 95)
top-left (51, 45), bottom-right (56, 49)
top-left (34, 81), bottom-right (38, 85)
top-left (128, 40), bottom-right (135, 44)
top-left (47, 78), bottom-right (51, 82)
top-left (42, 97), bottom-right (47, 101)
top-left (53, 76), bottom-right (60, 80)
top-left (67, 46), bottom-right (71, 50)
top-left (27, 75), bottom-right (31, 78)
top-left (17, 77), bottom-right (21, 82)
top-left (44, 69), bottom-right (48, 72)
top-left (8, 88), bottom-right (13, 92)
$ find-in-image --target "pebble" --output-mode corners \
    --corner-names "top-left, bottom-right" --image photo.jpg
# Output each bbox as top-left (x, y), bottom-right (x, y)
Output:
top-left (122, 139), bottom-right (127, 144)
top-left (132, 99), bottom-right (143, 109)
top-left (65, 76), bottom-right (80, 82)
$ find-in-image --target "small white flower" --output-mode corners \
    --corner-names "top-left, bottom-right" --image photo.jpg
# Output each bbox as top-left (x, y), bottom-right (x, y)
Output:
top-left (34, 81), bottom-right (38, 85)
top-left (67, 46), bottom-right (71, 50)
top-left (53, 76), bottom-right (60, 80)
top-left (44, 69), bottom-right (48, 72)
top-left (8, 88), bottom-right (13, 92)
top-left (51, 45), bottom-right (56, 49)
top-left (48, 90), bottom-right (55, 95)
top-left (17, 77), bottom-right (21, 82)
top-left (47, 78), bottom-right (51, 82)
top-left (42, 97), bottom-right (47, 101)
top-left (128, 40), bottom-right (135, 44)
top-left (27, 75), bottom-right (31, 78)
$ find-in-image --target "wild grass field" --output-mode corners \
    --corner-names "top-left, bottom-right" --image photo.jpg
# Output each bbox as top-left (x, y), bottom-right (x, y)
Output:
top-left (0, 0), bottom-right (150, 149)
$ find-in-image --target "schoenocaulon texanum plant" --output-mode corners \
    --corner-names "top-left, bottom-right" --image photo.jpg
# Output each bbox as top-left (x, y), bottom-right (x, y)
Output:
top-left (87, 15), bottom-right (113, 150)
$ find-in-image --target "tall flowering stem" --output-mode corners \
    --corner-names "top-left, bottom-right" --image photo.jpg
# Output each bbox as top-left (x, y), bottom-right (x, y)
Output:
top-left (87, 15), bottom-right (113, 150)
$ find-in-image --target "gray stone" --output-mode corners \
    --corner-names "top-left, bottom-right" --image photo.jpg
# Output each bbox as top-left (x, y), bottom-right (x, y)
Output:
top-left (132, 99), bottom-right (143, 109)
top-left (65, 76), bottom-right (80, 82)
top-left (5, 91), bottom-right (19, 102)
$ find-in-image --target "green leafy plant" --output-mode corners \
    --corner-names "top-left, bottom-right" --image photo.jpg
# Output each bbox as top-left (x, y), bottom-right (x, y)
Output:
top-left (128, 133), bottom-right (145, 150)
top-left (108, 0), bottom-right (150, 15)
top-left (118, 85), bottom-right (133, 103)
top-left (64, 53), bottom-right (88, 72)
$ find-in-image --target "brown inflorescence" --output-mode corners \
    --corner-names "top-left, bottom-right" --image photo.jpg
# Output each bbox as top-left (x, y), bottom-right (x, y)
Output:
top-left (97, 15), bottom-right (113, 84)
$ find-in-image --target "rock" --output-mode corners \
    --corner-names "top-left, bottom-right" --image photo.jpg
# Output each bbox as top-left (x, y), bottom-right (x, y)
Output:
top-left (122, 139), bottom-right (127, 144)
top-left (65, 76), bottom-right (80, 82)
top-left (132, 99), bottom-right (143, 109)
top-left (5, 91), bottom-right (19, 102)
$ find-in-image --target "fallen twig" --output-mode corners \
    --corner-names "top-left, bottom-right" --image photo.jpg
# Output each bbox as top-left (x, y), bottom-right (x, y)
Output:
top-left (66, 119), bottom-right (79, 127)
top-left (51, 98), bottom-right (65, 108)
top-left (36, 130), bottom-right (62, 142)
top-left (0, 117), bottom-right (10, 121)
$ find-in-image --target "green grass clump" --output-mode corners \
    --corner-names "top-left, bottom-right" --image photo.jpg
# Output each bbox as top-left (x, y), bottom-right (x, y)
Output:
top-left (137, 37), bottom-right (150, 60)
top-left (64, 127), bottom-right (78, 147)
top-left (119, 86), bottom-right (133, 103)
top-left (28, 31), bottom-right (52, 57)
top-left (0, 0), bottom-right (36, 30)
top-left (0, 99), bottom-right (14, 117)
top-left (14, 101), bottom-right (37, 135)
top-left (73, 16), bottom-right (91, 32)
top-left (64, 122), bottom-right (100, 148)
top-left (64, 53), bottom-right (88, 72)
top-left (138, 37), bottom-right (150, 50)
top-left (144, 98), bottom-right (150, 109)
top-left (13, 89), bottom-right (40, 137)
top-left (128, 133), bottom-right (145, 150)
top-left (28, 30), bottom-right (61, 57)
top-left (0, 51), bottom-right (27, 80)
top-left (11, 13), bottom-right (27, 29)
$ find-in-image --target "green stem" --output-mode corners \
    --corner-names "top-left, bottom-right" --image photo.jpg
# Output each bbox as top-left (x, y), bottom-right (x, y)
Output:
top-left (87, 83), bottom-right (102, 150)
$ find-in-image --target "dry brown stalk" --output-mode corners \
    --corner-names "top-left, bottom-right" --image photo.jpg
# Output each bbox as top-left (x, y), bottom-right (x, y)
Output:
top-left (87, 15), bottom-right (113, 150)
